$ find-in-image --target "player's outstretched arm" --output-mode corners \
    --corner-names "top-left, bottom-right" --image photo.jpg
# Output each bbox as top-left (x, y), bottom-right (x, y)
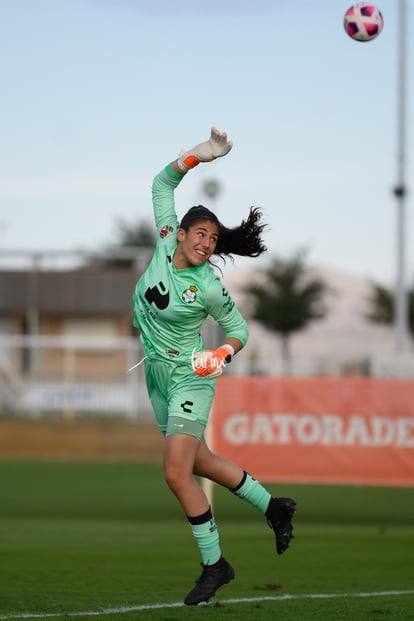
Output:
top-left (172, 127), bottom-right (233, 174)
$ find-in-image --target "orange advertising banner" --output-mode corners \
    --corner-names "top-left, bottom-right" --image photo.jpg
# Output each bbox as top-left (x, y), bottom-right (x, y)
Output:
top-left (212, 377), bottom-right (414, 487)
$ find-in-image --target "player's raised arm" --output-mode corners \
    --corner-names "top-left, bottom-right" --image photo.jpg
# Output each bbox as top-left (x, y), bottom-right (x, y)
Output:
top-left (152, 127), bottom-right (233, 233)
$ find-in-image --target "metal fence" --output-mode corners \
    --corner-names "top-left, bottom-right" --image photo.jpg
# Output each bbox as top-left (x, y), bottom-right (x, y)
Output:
top-left (0, 334), bottom-right (152, 420)
top-left (2, 334), bottom-right (414, 421)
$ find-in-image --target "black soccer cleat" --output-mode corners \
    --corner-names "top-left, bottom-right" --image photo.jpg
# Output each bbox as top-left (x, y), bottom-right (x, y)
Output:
top-left (184, 557), bottom-right (235, 606)
top-left (266, 497), bottom-right (296, 555)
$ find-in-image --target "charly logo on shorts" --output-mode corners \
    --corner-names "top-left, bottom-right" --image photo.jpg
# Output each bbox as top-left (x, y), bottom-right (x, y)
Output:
top-left (182, 285), bottom-right (198, 303)
top-left (159, 224), bottom-right (174, 239)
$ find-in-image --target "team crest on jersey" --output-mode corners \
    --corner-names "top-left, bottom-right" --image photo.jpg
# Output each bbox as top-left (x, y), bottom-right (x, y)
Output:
top-left (182, 285), bottom-right (198, 303)
top-left (159, 224), bottom-right (174, 239)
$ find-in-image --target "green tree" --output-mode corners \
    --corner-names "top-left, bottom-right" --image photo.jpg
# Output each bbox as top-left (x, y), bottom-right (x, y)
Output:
top-left (366, 282), bottom-right (414, 337)
top-left (114, 218), bottom-right (156, 248)
top-left (91, 218), bottom-right (155, 269)
top-left (244, 249), bottom-right (329, 374)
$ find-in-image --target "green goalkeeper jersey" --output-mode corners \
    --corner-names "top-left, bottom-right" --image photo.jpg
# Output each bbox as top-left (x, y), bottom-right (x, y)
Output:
top-left (132, 164), bottom-right (248, 365)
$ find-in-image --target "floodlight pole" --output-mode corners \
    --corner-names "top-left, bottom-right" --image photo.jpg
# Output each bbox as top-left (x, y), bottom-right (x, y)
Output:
top-left (393, 0), bottom-right (409, 352)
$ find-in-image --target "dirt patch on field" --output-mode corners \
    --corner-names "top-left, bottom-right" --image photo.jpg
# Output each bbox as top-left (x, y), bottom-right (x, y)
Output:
top-left (0, 417), bottom-right (163, 462)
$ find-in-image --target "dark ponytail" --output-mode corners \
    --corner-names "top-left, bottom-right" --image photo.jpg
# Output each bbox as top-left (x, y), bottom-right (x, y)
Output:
top-left (215, 207), bottom-right (267, 259)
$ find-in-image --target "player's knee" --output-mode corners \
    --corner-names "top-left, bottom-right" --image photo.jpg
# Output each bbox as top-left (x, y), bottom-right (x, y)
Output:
top-left (164, 465), bottom-right (188, 494)
top-left (193, 451), bottom-right (217, 479)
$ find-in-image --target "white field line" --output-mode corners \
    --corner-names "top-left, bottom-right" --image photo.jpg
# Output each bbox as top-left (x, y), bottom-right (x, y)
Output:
top-left (1, 590), bottom-right (414, 619)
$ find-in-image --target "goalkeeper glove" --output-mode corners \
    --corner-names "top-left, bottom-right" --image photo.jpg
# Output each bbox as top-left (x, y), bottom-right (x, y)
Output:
top-left (177, 127), bottom-right (233, 172)
top-left (192, 344), bottom-right (234, 379)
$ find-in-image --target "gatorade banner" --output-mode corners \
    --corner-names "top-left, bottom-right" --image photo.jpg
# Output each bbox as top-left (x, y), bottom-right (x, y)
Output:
top-left (212, 377), bottom-right (414, 487)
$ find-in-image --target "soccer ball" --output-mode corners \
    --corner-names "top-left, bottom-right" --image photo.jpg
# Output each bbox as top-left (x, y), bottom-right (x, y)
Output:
top-left (344, 3), bottom-right (384, 42)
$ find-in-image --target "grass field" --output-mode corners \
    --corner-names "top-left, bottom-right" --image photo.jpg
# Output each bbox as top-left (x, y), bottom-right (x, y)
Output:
top-left (1, 461), bottom-right (414, 620)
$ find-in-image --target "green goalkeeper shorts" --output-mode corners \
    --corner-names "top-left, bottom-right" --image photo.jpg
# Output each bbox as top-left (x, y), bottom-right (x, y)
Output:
top-left (144, 359), bottom-right (216, 440)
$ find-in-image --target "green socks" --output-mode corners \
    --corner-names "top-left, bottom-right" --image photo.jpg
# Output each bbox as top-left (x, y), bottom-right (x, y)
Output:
top-left (187, 507), bottom-right (221, 566)
top-left (187, 474), bottom-right (271, 565)
top-left (231, 471), bottom-right (271, 514)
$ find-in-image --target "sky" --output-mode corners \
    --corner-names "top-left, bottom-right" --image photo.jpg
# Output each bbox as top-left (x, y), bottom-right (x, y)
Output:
top-left (0, 0), bottom-right (413, 286)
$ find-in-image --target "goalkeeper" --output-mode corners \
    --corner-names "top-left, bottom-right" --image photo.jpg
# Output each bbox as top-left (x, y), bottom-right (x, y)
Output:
top-left (132, 128), bottom-right (296, 606)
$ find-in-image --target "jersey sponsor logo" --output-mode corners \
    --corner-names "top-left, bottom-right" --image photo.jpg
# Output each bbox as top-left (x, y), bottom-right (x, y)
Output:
top-left (159, 224), bottom-right (174, 239)
top-left (222, 287), bottom-right (235, 313)
top-left (145, 281), bottom-right (169, 310)
top-left (166, 349), bottom-right (180, 359)
top-left (182, 285), bottom-right (198, 303)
